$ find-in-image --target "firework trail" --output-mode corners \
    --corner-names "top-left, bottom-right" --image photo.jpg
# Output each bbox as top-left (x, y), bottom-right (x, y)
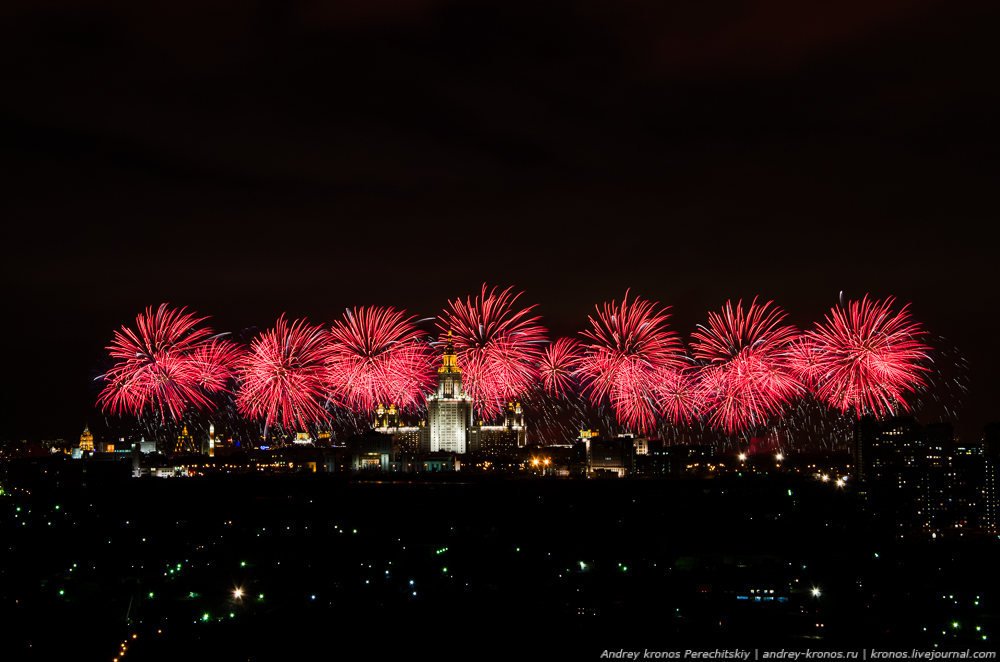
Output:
top-left (327, 306), bottom-right (434, 412)
top-left (691, 299), bottom-right (801, 434)
top-left (807, 295), bottom-right (929, 418)
top-left (439, 285), bottom-right (547, 420)
top-left (538, 338), bottom-right (583, 397)
top-left (237, 315), bottom-right (334, 431)
top-left (98, 304), bottom-right (234, 422)
top-left (577, 291), bottom-right (685, 432)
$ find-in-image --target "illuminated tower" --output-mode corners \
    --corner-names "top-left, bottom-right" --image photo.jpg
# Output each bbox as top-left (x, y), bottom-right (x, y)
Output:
top-left (79, 425), bottom-right (94, 452)
top-left (424, 332), bottom-right (473, 454)
top-left (174, 426), bottom-right (197, 454)
top-left (207, 423), bottom-right (217, 457)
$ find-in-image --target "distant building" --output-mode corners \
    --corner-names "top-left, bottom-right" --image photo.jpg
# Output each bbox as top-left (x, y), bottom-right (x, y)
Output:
top-left (372, 404), bottom-right (423, 453)
top-left (79, 426), bottom-right (94, 452)
top-left (469, 402), bottom-right (526, 458)
top-left (982, 423), bottom-right (1000, 534)
top-left (423, 332), bottom-right (474, 454)
top-left (586, 435), bottom-right (636, 477)
top-left (206, 424), bottom-right (219, 456)
top-left (857, 416), bottom-right (984, 537)
top-left (174, 426), bottom-right (198, 454)
top-left (347, 430), bottom-right (394, 471)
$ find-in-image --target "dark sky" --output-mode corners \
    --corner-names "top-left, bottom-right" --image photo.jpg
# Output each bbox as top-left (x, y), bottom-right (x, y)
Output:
top-left (1, 0), bottom-right (996, 442)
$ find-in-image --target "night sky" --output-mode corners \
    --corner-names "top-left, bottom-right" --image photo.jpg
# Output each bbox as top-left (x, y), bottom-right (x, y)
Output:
top-left (1, 0), bottom-right (996, 443)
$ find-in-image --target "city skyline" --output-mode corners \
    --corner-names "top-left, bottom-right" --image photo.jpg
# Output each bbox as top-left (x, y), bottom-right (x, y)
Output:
top-left (6, 289), bottom-right (971, 452)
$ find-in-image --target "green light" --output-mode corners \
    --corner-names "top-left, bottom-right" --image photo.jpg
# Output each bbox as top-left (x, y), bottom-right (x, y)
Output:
top-left (59, 590), bottom-right (64, 595)
top-left (954, 623), bottom-right (959, 628)
top-left (55, 505), bottom-right (60, 510)
top-left (443, 568), bottom-right (448, 572)
top-left (259, 594), bottom-right (264, 599)
top-left (149, 593), bottom-right (154, 598)
top-left (241, 562), bottom-right (246, 567)
top-left (203, 614), bottom-right (209, 621)
top-left (170, 570), bottom-right (174, 574)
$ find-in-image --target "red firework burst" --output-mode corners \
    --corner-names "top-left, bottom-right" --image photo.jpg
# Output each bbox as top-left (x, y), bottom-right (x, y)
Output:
top-left (691, 299), bottom-right (801, 433)
top-left (787, 336), bottom-right (825, 390)
top-left (237, 315), bottom-right (333, 430)
top-left (538, 338), bottom-right (583, 397)
top-left (653, 367), bottom-right (703, 425)
top-left (438, 285), bottom-right (547, 420)
top-left (326, 306), bottom-right (434, 412)
top-left (807, 296), bottom-right (928, 417)
top-left (189, 337), bottom-right (246, 394)
top-left (98, 304), bottom-right (230, 422)
top-left (577, 291), bottom-right (684, 431)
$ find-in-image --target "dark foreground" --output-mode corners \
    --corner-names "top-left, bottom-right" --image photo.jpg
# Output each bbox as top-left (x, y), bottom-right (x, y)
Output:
top-left (2, 474), bottom-right (998, 660)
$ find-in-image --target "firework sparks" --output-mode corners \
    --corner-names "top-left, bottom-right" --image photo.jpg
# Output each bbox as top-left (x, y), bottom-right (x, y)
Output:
top-left (787, 336), bottom-right (825, 390)
top-left (327, 306), bottom-right (434, 412)
top-left (439, 285), bottom-right (547, 420)
top-left (691, 299), bottom-right (801, 433)
top-left (237, 315), bottom-right (333, 431)
top-left (538, 338), bottom-right (583, 397)
top-left (807, 295), bottom-right (929, 418)
top-left (98, 304), bottom-right (228, 422)
top-left (189, 337), bottom-right (245, 394)
top-left (577, 291), bottom-right (684, 431)
top-left (653, 367), bottom-right (703, 425)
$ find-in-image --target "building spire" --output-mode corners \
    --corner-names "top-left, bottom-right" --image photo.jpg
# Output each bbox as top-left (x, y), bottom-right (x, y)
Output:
top-left (438, 330), bottom-right (461, 373)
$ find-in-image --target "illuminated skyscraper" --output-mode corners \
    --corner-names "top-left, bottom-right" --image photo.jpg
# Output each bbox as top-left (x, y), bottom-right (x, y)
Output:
top-left (423, 332), bottom-right (473, 454)
top-left (79, 425), bottom-right (94, 452)
top-left (206, 423), bottom-right (218, 456)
